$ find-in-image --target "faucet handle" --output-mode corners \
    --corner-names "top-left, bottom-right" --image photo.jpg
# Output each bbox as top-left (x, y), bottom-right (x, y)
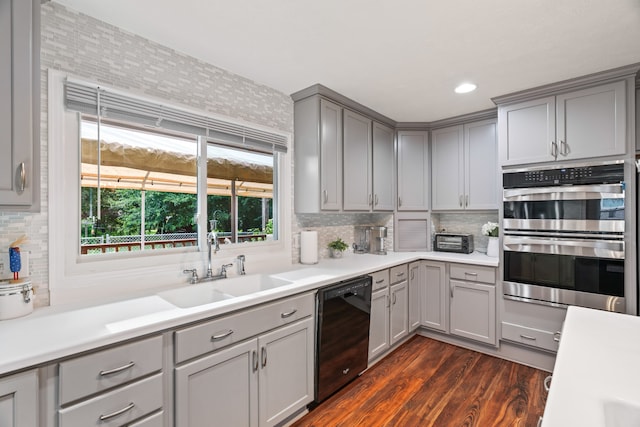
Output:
top-left (220, 263), bottom-right (233, 276)
top-left (183, 269), bottom-right (198, 284)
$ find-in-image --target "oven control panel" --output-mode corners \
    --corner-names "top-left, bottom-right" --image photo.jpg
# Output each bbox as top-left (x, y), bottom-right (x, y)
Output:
top-left (503, 162), bottom-right (624, 188)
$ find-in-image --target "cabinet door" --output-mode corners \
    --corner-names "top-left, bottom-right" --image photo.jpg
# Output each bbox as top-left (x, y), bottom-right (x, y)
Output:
top-left (258, 318), bottom-right (314, 427)
top-left (368, 287), bottom-right (390, 361)
top-left (0, 0), bottom-right (36, 208)
top-left (450, 279), bottom-right (496, 345)
top-left (389, 281), bottom-right (409, 346)
top-left (421, 261), bottom-right (448, 332)
top-left (372, 122), bottom-right (395, 211)
top-left (408, 262), bottom-right (421, 332)
top-left (397, 131), bottom-right (429, 211)
top-left (498, 96), bottom-right (555, 166)
top-left (320, 99), bottom-right (342, 210)
top-left (0, 370), bottom-right (38, 427)
top-left (557, 81), bottom-right (627, 160)
top-left (343, 109), bottom-right (372, 211)
top-left (465, 119), bottom-right (498, 210)
top-left (175, 339), bottom-right (258, 427)
top-left (431, 126), bottom-right (464, 210)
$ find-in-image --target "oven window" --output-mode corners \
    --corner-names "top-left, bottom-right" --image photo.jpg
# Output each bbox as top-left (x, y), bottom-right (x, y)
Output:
top-left (504, 199), bottom-right (624, 220)
top-left (504, 251), bottom-right (624, 297)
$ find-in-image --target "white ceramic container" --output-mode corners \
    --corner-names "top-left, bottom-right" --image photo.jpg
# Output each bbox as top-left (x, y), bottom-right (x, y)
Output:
top-left (0, 280), bottom-right (33, 320)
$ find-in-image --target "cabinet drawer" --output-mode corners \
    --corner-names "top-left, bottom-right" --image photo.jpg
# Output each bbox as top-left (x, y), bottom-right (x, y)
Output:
top-left (370, 269), bottom-right (389, 291)
top-left (175, 292), bottom-right (314, 363)
top-left (501, 322), bottom-right (560, 353)
top-left (59, 335), bottom-right (162, 405)
top-left (129, 410), bottom-right (164, 427)
top-left (450, 264), bottom-right (495, 284)
top-left (59, 373), bottom-right (163, 427)
top-left (389, 264), bottom-right (408, 285)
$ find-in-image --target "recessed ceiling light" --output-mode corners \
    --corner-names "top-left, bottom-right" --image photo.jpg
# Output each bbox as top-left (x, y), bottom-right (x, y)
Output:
top-left (454, 83), bottom-right (477, 94)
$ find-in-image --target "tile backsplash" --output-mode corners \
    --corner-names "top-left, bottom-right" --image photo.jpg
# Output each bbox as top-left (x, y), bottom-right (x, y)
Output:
top-left (431, 211), bottom-right (499, 254)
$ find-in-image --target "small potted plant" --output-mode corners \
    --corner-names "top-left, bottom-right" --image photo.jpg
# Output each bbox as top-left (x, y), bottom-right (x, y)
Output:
top-left (328, 238), bottom-right (349, 258)
top-left (482, 221), bottom-right (499, 257)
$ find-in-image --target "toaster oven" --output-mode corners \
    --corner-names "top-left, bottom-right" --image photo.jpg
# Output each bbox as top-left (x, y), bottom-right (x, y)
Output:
top-left (434, 233), bottom-right (474, 254)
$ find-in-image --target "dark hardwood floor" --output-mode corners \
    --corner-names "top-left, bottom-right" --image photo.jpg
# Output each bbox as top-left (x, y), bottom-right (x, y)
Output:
top-left (293, 336), bottom-right (548, 427)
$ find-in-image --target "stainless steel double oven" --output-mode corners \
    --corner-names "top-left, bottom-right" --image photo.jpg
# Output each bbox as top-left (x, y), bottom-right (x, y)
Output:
top-left (502, 161), bottom-right (626, 312)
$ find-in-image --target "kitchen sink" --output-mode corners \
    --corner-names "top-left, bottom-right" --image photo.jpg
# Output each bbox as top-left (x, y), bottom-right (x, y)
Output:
top-left (158, 274), bottom-right (293, 308)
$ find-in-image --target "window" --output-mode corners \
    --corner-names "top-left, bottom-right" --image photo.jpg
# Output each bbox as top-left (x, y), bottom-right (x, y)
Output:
top-left (48, 70), bottom-right (291, 304)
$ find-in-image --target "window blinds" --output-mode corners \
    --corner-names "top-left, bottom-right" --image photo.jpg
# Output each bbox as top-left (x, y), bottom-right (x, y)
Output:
top-left (64, 79), bottom-right (288, 153)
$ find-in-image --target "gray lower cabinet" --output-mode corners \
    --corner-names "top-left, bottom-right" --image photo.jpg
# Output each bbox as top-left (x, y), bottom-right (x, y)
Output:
top-left (408, 262), bottom-right (421, 332)
top-left (389, 281), bottom-right (408, 346)
top-left (396, 131), bottom-right (429, 211)
top-left (0, 369), bottom-right (38, 427)
top-left (501, 298), bottom-right (566, 353)
top-left (175, 317), bottom-right (314, 427)
top-left (0, 0), bottom-right (39, 210)
top-left (420, 261), bottom-right (448, 333)
top-left (498, 80), bottom-right (628, 166)
top-left (368, 269), bottom-right (391, 362)
top-left (449, 264), bottom-right (497, 346)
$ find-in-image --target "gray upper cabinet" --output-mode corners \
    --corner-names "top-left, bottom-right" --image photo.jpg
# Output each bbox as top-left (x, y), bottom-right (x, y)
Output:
top-left (294, 97), bottom-right (342, 212)
top-left (343, 110), bottom-right (372, 210)
top-left (397, 131), bottom-right (429, 211)
top-left (0, 0), bottom-right (39, 210)
top-left (371, 122), bottom-right (395, 211)
top-left (498, 80), bottom-right (627, 166)
top-left (432, 119), bottom-right (497, 210)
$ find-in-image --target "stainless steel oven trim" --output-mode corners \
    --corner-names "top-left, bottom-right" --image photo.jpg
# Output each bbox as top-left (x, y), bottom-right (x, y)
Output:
top-left (503, 159), bottom-right (624, 174)
top-left (503, 219), bottom-right (624, 233)
top-left (503, 281), bottom-right (625, 313)
top-left (504, 230), bottom-right (624, 240)
top-left (503, 235), bottom-right (624, 258)
top-left (503, 184), bottom-right (624, 201)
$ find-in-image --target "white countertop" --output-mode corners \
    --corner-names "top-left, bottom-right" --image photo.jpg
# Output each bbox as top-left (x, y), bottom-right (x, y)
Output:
top-left (542, 306), bottom-right (640, 426)
top-left (0, 251), bottom-right (497, 375)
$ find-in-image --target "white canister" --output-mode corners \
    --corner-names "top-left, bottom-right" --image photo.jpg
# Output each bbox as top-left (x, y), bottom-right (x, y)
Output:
top-left (0, 280), bottom-right (34, 320)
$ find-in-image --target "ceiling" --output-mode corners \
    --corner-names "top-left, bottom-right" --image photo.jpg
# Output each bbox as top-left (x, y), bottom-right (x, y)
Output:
top-left (53, 0), bottom-right (640, 122)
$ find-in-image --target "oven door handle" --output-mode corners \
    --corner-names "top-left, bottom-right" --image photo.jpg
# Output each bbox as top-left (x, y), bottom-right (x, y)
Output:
top-left (503, 184), bottom-right (624, 201)
top-left (503, 235), bottom-right (624, 258)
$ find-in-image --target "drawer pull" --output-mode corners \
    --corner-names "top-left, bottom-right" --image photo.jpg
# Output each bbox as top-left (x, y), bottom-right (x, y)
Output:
top-left (252, 350), bottom-right (258, 372)
top-left (396, 272), bottom-right (405, 277)
top-left (19, 162), bottom-right (26, 193)
top-left (520, 334), bottom-right (537, 341)
top-left (211, 329), bottom-right (234, 341)
top-left (464, 272), bottom-right (478, 276)
top-left (375, 279), bottom-right (385, 284)
top-left (99, 361), bottom-right (135, 377)
top-left (553, 332), bottom-right (561, 342)
top-left (281, 309), bottom-right (298, 318)
top-left (99, 402), bottom-right (135, 421)
top-left (544, 375), bottom-right (552, 392)
top-left (261, 347), bottom-right (267, 368)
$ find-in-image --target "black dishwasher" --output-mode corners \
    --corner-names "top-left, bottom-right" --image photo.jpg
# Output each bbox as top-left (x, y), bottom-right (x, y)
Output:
top-left (314, 275), bottom-right (372, 404)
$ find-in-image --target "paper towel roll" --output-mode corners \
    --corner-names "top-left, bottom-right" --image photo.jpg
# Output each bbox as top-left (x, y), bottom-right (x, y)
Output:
top-left (300, 231), bottom-right (318, 264)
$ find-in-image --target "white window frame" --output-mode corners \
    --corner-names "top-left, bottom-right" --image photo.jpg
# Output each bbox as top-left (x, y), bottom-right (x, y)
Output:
top-left (48, 69), bottom-right (292, 305)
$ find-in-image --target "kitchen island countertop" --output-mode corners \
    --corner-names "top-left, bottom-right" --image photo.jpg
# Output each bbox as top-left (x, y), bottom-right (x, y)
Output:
top-left (0, 251), bottom-right (497, 375)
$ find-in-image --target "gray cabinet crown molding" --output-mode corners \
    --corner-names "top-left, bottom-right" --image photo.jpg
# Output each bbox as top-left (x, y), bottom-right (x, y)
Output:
top-left (492, 63), bottom-right (640, 106)
top-left (291, 84), bottom-right (396, 128)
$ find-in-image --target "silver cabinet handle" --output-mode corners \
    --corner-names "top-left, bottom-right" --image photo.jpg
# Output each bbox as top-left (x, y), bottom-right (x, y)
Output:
top-left (375, 279), bottom-right (385, 284)
top-left (211, 329), bottom-right (234, 341)
top-left (464, 272), bottom-right (478, 277)
top-left (550, 141), bottom-right (557, 158)
top-left (19, 162), bottom-right (26, 193)
top-left (520, 334), bottom-right (537, 341)
top-left (410, 270), bottom-right (414, 280)
top-left (252, 350), bottom-right (258, 372)
top-left (323, 190), bottom-right (328, 204)
top-left (450, 285), bottom-right (454, 298)
top-left (392, 291), bottom-right (397, 305)
top-left (99, 402), bottom-right (135, 421)
top-left (465, 194), bottom-right (469, 207)
top-left (459, 195), bottom-right (463, 207)
top-left (553, 332), bottom-right (561, 342)
top-left (281, 309), bottom-right (297, 318)
top-left (261, 347), bottom-right (267, 368)
top-left (544, 375), bottom-right (552, 392)
top-left (374, 194), bottom-right (378, 206)
top-left (99, 361), bottom-right (135, 376)
top-left (398, 196), bottom-right (402, 207)
top-left (560, 140), bottom-right (568, 156)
